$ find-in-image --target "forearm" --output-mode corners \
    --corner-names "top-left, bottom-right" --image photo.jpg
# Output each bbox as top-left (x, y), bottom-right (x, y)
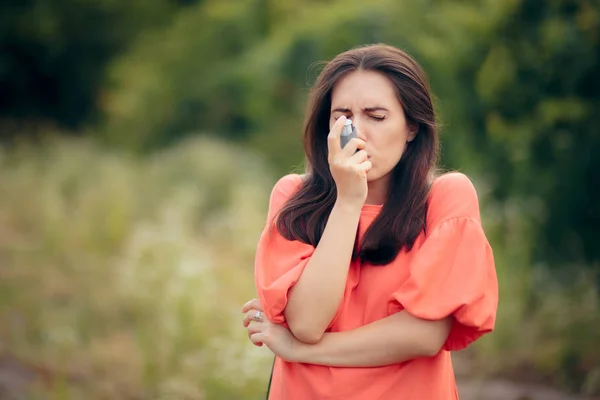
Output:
top-left (294, 311), bottom-right (453, 367)
top-left (284, 200), bottom-right (361, 343)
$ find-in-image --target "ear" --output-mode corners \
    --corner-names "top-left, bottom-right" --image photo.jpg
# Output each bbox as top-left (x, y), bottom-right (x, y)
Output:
top-left (407, 122), bottom-right (418, 142)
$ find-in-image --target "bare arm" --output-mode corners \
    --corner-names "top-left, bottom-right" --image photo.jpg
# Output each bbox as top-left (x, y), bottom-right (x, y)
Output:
top-left (293, 311), bottom-right (453, 367)
top-left (284, 116), bottom-right (372, 344)
top-left (284, 200), bottom-right (362, 343)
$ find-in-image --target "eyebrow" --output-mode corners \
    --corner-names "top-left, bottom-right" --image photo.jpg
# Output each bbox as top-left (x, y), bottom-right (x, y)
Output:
top-left (331, 107), bottom-right (389, 113)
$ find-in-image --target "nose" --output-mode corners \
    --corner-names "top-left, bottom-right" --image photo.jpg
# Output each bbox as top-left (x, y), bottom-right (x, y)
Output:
top-left (353, 118), bottom-right (367, 142)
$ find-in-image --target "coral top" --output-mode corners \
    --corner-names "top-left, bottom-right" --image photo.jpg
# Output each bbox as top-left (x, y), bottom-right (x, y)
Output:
top-left (254, 172), bottom-right (498, 400)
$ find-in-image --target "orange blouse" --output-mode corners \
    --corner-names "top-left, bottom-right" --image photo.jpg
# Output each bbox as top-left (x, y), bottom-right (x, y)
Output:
top-left (254, 172), bottom-right (498, 400)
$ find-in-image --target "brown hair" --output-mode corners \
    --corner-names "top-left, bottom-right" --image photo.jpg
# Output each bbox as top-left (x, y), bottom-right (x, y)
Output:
top-left (277, 44), bottom-right (440, 265)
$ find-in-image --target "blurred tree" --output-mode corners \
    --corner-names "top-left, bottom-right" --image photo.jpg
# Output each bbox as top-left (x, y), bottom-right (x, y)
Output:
top-left (484, 0), bottom-right (599, 274)
top-left (99, 0), bottom-right (275, 150)
top-left (419, 0), bottom-right (600, 275)
top-left (100, 0), bottom-right (396, 153)
top-left (0, 0), bottom-right (178, 139)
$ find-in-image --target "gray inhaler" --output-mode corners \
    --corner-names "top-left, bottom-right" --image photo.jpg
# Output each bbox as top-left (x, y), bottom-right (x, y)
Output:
top-left (340, 119), bottom-right (357, 149)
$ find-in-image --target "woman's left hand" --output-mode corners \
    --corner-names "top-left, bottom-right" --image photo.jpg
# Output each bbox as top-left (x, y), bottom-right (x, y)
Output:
top-left (241, 298), bottom-right (300, 362)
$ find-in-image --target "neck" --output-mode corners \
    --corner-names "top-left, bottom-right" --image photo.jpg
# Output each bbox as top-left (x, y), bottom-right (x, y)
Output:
top-left (365, 176), bottom-right (389, 205)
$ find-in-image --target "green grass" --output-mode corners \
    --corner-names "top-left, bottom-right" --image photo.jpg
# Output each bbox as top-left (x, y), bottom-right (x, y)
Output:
top-left (0, 136), bottom-right (276, 399)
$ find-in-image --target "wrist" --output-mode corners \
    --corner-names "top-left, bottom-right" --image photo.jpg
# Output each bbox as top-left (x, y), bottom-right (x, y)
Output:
top-left (292, 340), bottom-right (314, 364)
top-left (333, 198), bottom-right (363, 214)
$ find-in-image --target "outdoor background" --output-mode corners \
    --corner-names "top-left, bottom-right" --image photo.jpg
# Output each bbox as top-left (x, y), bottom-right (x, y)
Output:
top-left (1, 0), bottom-right (599, 399)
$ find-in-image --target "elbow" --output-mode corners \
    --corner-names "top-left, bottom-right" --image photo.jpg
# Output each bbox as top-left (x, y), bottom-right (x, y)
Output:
top-left (417, 318), bottom-right (454, 357)
top-left (284, 310), bottom-right (326, 344)
top-left (420, 341), bottom-right (445, 357)
top-left (289, 325), bottom-right (324, 344)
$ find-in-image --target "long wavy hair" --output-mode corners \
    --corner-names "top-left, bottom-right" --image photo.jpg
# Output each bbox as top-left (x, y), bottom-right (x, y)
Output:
top-left (276, 44), bottom-right (440, 265)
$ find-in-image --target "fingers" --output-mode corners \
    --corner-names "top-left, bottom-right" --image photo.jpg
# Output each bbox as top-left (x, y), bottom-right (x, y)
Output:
top-left (330, 138), bottom-right (367, 169)
top-left (327, 116), bottom-right (347, 160)
top-left (250, 332), bottom-right (265, 347)
top-left (348, 149), bottom-right (368, 164)
top-left (356, 160), bottom-right (373, 174)
top-left (247, 322), bottom-right (262, 335)
top-left (248, 322), bottom-right (265, 347)
top-left (241, 299), bottom-right (268, 347)
top-left (241, 298), bottom-right (263, 313)
top-left (242, 309), bottom-right (263, 328)
top-left (341, 137), bottom-right (365, 157)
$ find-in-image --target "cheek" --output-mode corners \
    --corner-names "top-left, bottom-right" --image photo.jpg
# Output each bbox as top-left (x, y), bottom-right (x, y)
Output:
top-left (379, 143), bottom-right (406, 166)
top-left (371, 128), bottom-right (407, 158)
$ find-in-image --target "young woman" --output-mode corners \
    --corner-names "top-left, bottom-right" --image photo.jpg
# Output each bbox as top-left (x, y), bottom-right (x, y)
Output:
top-left (241, 43), bottom-right (498, 400)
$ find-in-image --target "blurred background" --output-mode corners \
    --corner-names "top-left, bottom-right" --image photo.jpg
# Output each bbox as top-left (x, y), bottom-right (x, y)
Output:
top-left (0, 0), bottom-right (599, 399)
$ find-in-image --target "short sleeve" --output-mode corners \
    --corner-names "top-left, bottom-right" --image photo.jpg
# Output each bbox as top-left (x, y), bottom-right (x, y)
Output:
top-left (392, 173), bottom-right (498, 351)
top-left (254, 174), bottom-right (315, 325)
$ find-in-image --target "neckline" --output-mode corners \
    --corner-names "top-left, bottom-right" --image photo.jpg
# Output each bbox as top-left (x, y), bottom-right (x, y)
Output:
top-left (361, 203), bottom-right (383, 213)
top-left (295, 174), bottom-right (383, 213)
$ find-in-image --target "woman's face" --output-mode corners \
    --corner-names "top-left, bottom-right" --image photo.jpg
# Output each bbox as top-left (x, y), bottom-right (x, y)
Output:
top-left (329, 70), bottom-right (416, 184)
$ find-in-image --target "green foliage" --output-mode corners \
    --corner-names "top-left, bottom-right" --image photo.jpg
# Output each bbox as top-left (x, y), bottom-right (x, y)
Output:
top-left (0, 0), bottom-right (179, 132)
top-left (458, 0), bottom-right (600, 272)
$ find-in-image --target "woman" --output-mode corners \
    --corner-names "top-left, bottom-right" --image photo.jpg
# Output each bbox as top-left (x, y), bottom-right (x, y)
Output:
top-left (241, 43), bottom-right (498, 399)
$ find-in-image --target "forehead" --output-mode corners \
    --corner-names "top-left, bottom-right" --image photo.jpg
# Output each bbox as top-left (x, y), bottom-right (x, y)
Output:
top-left (330, 70), bottom-right (399, 107)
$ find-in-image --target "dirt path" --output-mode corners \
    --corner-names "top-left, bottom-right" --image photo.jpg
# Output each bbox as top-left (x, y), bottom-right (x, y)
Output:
top-left (457, 378), bottom-right (594, 400)
top-left (0, 352), bottom-right (596, 400)
top-left (452, 354), bottom-right (596, 400)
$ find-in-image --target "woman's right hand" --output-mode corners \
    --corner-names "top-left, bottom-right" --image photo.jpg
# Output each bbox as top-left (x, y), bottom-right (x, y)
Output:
top-left (327, 116), bottom-right (372, 207)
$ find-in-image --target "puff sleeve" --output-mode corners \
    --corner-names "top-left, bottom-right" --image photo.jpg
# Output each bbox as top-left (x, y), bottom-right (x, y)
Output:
top-left (254, 174), bottom-right (315, 325)
top-left (392, 173), bottom-right (498, 351)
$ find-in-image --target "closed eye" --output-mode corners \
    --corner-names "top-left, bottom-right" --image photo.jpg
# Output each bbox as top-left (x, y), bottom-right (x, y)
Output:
top-left (370, 115), bottom-right (386, 121)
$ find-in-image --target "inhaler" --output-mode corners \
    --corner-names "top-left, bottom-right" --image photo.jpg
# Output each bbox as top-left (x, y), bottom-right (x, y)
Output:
top-left (340, 119), bottom-right (357, 149)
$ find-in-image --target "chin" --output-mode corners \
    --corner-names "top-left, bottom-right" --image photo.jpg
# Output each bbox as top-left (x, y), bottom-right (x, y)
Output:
top-left (366, 169), bottom-right (381, 182)
top-left (366, 166), bottom-right (394, 183)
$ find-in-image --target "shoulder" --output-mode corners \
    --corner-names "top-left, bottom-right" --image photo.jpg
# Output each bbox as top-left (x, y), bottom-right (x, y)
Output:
top-left (268, 173), bottom-right (305, 210)
top-left (271, 173), bottom-right (304, 198)
top-left (430, 171), bottom-right (478, 200)
top-left (426, 172), bottom-right (481, 228)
